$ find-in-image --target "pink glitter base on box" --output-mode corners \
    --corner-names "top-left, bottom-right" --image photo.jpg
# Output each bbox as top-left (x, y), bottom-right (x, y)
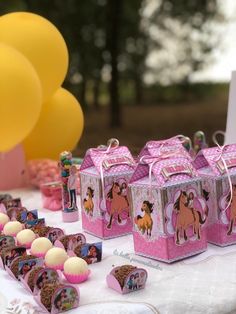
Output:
top-left (82, 211), bottom-right (132, 239)
top-left (207, 222), bottom-right (236, 246)
top-left (133, 231), bottom-right (207, 263)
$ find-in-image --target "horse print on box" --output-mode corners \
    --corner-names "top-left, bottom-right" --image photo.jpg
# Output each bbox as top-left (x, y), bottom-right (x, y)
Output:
top-left (194, 143), bottom-right (236, 246)
top-left (134, 201), bottom-right (154, 237)
top-left (106, 180), bottom-right (129, 229)
top-left (219, 184), bottom-right (236, 236)
top-left (83, 187), bottom-right (94, 216)
top-left (165, 189), bottom-right (209, 245)
top-left (129, 137), bottom-right (208, 263)
top-left (80, 143), bottom-right (135, 239)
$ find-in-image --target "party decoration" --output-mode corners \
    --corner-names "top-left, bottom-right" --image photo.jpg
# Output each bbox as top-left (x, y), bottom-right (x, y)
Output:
top-left (23, 88), bottom-right (84, 160)
top-left (0, 144), bottom-right (27, 190)
top-left (129, 137), bottom-right (208, 263)
top-left (0, 43), bottom-right (42, 152)
top-left (27, 159), bottom-right (60, 188)
top-left (59, 151), bottom-right (79, 222)
top-left (0, 12), bottom-right (68, 101)
top-left (80, 139), bottom-right (134, 239)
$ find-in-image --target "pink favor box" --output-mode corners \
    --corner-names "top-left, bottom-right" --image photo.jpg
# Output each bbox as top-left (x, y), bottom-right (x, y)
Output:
top-left (129, 139), bottom-right (208, 263)
top-left (80, 145), bottom-right (135, 239)
top-left (194, 144), bottom-right (236, 246)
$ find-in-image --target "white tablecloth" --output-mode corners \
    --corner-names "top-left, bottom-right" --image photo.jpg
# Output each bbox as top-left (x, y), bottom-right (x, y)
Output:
top-left (1, 189), bottom-right (236, 314)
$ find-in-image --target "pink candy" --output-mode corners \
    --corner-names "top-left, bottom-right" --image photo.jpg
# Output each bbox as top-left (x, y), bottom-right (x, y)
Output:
top-left (27, 159), bottom-right (60, 188)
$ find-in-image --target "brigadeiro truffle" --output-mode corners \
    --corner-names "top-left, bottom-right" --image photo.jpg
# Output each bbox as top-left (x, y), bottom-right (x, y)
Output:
top-left (15, 208), bottom-right (28, 223)
top-left (16, 229), bottom-right (36, 249)
top-left (0, 213), bottom-right (9, 231)
top-left (10, 255), bottom-right (36, 279)
top-left (3, 221), bottom-right (23, 236)
top-left (45, 248), bottom-right (68, 270)
top-left (58, 235), bottom-right (71, 250)
top-left (113, 265), bottom-right (137, 288)
top-left (40, 282), bottom-right (63, 311)
top-left (31, 237), bottom-right (53, 258)
top-left (63, 257), bottom-right (90, 284)
top-left (31, 226), bottom-right (52, 237)
top-left (27, 266), bottom-right (44, 291)
top-left (73, 244), bottom-right (82, 257)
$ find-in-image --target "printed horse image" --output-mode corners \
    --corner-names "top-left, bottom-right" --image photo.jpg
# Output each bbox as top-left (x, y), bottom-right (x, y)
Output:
top-left (174, 190), bottom-right (209, 245)
top-left (106, 182), bottom-right (129, 229)
top-left (83, 187), bottom-right (94, 216)
top-left (226, 185), bottom-right (236, 235)
top-left (134, 201), bottom-right (153, 237)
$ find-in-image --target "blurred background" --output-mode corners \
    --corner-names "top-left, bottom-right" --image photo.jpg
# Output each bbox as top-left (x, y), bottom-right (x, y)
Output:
top-left (1, 0), bottom-right (235, 156)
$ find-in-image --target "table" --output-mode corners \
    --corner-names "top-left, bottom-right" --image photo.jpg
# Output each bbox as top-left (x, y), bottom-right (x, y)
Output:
top-left (1, 189), bottom-right (236, 314)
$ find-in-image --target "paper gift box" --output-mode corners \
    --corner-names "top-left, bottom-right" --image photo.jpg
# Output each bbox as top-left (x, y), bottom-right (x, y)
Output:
top-left (80, 144), bottom-right (135, 239)
top-left (194, 144), bottom-right (236, 246)
top-left (129, 139), bottom-right (209, 263)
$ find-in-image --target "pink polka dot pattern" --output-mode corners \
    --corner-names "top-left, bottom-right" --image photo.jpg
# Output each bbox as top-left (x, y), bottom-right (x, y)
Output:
top-left (80, 146), bottom-right (135, 175)
top-left (131, 139), bottom-right (198, 186)
top-left (195, 144), bottom-right (236, 176)
top-left (133, 231), bottom-right (207, 263)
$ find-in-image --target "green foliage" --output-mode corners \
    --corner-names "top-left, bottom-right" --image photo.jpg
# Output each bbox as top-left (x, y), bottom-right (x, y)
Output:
top-left (146, 0), bottom-right (224, 84)
top-left (0, 0), bottom-right (226, 117)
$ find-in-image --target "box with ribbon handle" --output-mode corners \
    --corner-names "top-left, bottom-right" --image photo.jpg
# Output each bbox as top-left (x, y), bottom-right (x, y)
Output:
top-left (79, 139), bottom-right (136, 239)
top-left (129, 136), bottom-right (209, 263)
top-left (194, 143), bottom-right (236, 246)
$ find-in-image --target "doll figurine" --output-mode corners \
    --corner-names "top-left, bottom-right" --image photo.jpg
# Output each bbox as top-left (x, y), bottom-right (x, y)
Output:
top-left (59, 151), bottom-right (79, 221)
top-left (68, 165), bottom-right (78, 209)
top-left (193, 131), bottom-right (208, 155)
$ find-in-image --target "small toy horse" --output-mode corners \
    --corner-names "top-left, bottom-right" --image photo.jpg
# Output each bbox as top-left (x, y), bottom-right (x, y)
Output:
top-left (106, 182), bottom-right (129, 229)
top-left (134, 201), bottom-right (153, 237)
top-left (83, 187), bottom-right (94, 216)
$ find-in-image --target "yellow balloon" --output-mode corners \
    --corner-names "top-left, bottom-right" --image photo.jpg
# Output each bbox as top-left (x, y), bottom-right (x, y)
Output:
top-left (0, 43), bottom-right (42, 152)
top-left (23, 88), bottom-right (84, 160)
top-left (0, 12), bottom-right (69, 102)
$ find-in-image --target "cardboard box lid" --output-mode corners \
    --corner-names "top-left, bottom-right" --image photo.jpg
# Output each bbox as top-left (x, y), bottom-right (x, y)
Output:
top-left (130, 138), bottom-right (198, 187)
top-left (80, 145), bottom-right (135, 176)
top-left (194, 144), bottom-right (236, 177)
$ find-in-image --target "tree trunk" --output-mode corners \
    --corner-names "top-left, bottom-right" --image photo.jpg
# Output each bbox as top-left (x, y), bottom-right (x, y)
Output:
top-left (135, 76), bottom-right (143, 105)
top-left (107, 0), bottom-right (123, 128)
top-left (93, 78), bottom-right (101, 111)
top-left (80, 77), bottom-right (88, 111)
